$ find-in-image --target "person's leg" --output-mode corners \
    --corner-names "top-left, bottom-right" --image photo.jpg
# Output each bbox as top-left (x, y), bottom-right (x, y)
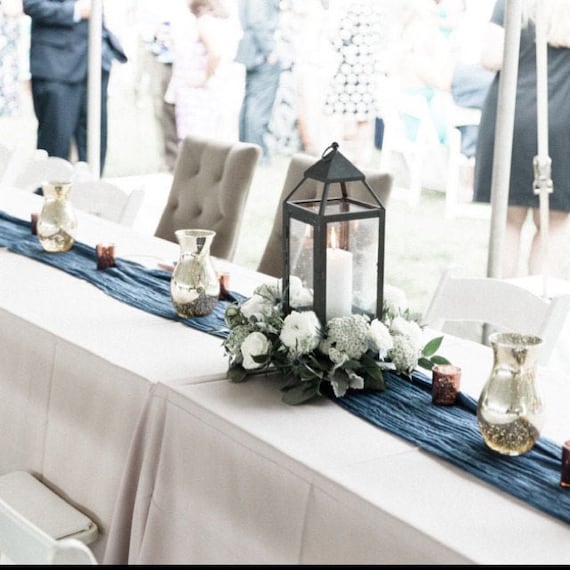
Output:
top-left (529, 207), bottom-right (570, 276)
top-left (74, 71), bottom-right (109, 175)
top-left (31, 78), bottom-right (80, 159)
top-left (239, 62), bottom-right (280, 161)
top-left (503, 205), bottom-right (529, 278)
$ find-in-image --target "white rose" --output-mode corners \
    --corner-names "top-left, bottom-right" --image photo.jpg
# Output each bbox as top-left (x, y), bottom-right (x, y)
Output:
top-left (280, 310), bottom-right (321, 354)
top-left (241, 331), bottom-right (271, 370)
top-left (369, 319), bottom-right (393, 357)
top-left (390, 316), bottom-right (423, 346)
top-left (240, 294), bottom-right (274, 321)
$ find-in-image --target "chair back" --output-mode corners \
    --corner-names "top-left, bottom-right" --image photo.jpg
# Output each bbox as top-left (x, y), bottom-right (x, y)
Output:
top-left (423, 267), bottom-right (570, 364)
top-left (256, 152), bottom-right (393, 278)
top-left (154, 135), bottom-right (261, 261)
top-left (0, 471), bottom-right (97, 565)
top-left (71, 180), bottom-right (145, 227)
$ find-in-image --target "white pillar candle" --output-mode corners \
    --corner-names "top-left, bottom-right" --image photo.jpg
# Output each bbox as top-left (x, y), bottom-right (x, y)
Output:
top-left (326, 247), bottom-right (353, 321)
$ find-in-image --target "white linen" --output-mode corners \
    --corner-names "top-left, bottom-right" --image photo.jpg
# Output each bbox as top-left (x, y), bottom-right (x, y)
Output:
top-left (2, 185), bottom-right (570, 564)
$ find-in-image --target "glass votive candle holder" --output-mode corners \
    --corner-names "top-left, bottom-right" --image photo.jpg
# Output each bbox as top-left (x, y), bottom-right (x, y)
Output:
top-left (560, 440), bottom-right (570, 488)
top-left (31, 212), bottom-right (39, 235)
top-left (432, 364), bottom-right (462, 405)
top-left (218, 272), bottom-right (230, 300)
top-left (96, 243), bottom-right (116, 270)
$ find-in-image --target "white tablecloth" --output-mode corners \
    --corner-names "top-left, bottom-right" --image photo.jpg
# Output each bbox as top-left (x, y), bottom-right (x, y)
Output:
top-left (105, 337), bottom-right (570, 564)
top-left (0, 187), bottom-right (262, 561)
top-left (2, 186), bottom-right (570, 564)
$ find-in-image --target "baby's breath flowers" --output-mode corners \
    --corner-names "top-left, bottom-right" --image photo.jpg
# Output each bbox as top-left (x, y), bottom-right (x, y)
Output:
top-left (223, 277), bottom-right (449, 405)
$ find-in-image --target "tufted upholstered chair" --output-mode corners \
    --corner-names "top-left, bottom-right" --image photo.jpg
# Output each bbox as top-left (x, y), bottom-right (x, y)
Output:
top-left (155, 135), bottom-right (261, 261)
top-left (257, 152), bottom-right (394, 278)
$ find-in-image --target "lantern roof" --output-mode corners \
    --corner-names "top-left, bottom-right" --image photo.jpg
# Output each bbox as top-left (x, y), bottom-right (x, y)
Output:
top-left (303, 142), bottom-right (365, 183)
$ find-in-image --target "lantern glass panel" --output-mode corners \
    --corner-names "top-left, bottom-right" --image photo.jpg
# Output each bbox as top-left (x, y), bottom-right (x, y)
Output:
top-left (288, 217), bottom-right (314, 311)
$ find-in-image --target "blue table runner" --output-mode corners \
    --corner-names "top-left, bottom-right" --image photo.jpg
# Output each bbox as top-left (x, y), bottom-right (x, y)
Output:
top-left (1, 209), bottom-right (569, 525)
top-left (0, 210), bottom-right (242, 338)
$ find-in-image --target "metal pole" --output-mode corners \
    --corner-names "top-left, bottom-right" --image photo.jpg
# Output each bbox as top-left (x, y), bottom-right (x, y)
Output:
top-left (487, 0), bottom-right (522, 279)
top-left (87, 0), bottom-right (102, 178)
top-left (533, 0), bottom-right (552, 298)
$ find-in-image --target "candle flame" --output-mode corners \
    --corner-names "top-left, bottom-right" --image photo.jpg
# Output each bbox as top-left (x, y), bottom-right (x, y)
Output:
top-left (330, 226), bottom-right (338, 249)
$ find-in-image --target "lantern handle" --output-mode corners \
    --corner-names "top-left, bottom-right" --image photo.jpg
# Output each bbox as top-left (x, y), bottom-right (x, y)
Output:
top-left (321, 142), bottom-right (339, 160)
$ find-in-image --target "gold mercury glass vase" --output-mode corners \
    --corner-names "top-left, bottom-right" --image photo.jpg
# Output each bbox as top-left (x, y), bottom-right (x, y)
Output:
top-left (37, 181), bottom-right (77, 253)
top-left (171, 229), bottom-right (219, 318)
top-left (477, 332), bottom-right (545, 456)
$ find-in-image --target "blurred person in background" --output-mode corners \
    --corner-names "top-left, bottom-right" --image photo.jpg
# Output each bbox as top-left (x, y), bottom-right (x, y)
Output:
top-left (166, 0), bottom-right (243, 143)
top-left (235, 0), bottom-right (281, 165)
top-left (23, 0), bottom-right (127, 175)
top-left (322, 0), bottom-right (386, 167)
top-left (473, 0), bottom-right (570, 278)
top-left (135, 0), bottom-right (186, 173)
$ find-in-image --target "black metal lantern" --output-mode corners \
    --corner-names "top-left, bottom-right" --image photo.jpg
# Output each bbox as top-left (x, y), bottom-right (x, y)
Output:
top-left (282, 142), bottom-right (386, 324)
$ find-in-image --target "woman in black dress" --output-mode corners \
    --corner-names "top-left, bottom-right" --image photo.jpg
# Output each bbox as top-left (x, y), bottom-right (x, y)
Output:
top-left (473, 0), bottom-right (570, 278)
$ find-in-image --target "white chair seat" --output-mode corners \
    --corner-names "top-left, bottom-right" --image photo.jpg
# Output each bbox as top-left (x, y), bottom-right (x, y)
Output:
top-left (0, 471), bottom-right (97, 565)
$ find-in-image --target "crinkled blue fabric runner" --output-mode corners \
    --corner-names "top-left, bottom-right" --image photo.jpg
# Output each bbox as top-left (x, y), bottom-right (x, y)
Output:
top-left (0, 210), bottom-right (243, 337)
top-left (334, 370), bottom-right (569, 525)
top-left (1, 210), bottom-right (568, 525)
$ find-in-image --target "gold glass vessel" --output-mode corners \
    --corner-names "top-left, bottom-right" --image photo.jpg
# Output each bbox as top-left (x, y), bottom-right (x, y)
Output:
top-left (170, 229), bottom-right (219, 318)
top-left (37, 181), bottom-right (77, 253)
top-left (477, 332), bottom-right (544, 456)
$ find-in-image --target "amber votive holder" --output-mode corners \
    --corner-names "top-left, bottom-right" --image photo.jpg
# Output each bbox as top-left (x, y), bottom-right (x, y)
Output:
top-left (432, 364), bottom-right (461, 405)
top-left (96, 243), bottom-right (116, 270)
top-left (31, 213), bottom-right (39, 235)
top-left (218, 272), bottom-right (231, 300)
top-left (560, 441), bottom-right (570, 488)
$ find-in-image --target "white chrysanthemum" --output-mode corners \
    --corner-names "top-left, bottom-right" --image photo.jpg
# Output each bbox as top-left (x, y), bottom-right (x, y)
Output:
top-left (320, 314), bottom-right (370, 360)
top-left (279, 311), bottom-right (321, 355)
top-left (388, 334), bottom-right (421, 374)
top-left (383, 284), bottom-right (408, 319)
top-left (368, 319), bottom-right (393, 357)
top-left (240, 293), bottom-right (274, 321)
top-left (390, 316), bottom-right (423, 345)
top-left (241, 331), bottom-right (271, 370)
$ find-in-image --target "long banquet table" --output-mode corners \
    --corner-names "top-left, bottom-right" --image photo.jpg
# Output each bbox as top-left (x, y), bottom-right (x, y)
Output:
top-left (2, 186), bottom-right (570, 564)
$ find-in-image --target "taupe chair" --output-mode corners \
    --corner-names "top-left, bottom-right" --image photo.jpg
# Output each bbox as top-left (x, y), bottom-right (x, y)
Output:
top-left (257, 152), bottom-right (394, 278)
top-left (154, 135), bottom-right (261, 261)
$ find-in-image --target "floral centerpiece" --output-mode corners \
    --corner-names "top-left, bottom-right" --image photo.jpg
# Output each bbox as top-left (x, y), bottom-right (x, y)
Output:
top-left (223, 277), bottom-right (449, 405)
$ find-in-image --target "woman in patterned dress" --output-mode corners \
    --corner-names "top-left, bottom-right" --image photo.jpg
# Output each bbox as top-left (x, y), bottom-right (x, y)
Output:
top-left (322, 0), bottom-right (384, 166)
top-left (0, 0), bottom-right (24, 117)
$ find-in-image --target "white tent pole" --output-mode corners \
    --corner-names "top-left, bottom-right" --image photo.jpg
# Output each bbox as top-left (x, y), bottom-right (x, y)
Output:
top-left (533, 0), bottom-right (552, 298)
top-left (87, 0), bottom-right (102, 179)
top-left (487, 0), bottom-right (522, 280)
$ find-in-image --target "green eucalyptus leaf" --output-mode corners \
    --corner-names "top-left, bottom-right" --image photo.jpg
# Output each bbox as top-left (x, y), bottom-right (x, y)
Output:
top-left (430, 355), bottom-right (452, 365)
top-left (227, 366), bottom-right (248, 383)
top-left (417, 357), bottom-right (434, 370)
top-left (422, 336), bottom-right (444, 357)
top-left (281, 381), bottom-right (320, 405)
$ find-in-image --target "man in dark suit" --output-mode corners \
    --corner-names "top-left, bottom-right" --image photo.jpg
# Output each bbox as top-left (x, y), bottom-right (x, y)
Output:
top-left (23, 0), bottom-right (127, 174)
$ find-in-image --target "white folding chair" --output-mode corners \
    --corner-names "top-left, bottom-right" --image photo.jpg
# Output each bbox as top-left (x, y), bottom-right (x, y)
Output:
top-left (423, 267), bottom-right (570, 365)
top-left (12, 155), bottom-right (75, 192)
top-left (71, 180), bottom-right (145, 227)
top-left (0, 471), bottom-right (97, 565)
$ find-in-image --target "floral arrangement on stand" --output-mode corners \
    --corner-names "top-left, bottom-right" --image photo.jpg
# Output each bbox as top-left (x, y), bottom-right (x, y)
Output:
top-left (223, 277), bottom-right (450, 405)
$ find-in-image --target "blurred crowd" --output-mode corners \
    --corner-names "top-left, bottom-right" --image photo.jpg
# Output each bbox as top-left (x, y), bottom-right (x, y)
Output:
top-left (1, 0), bottom-right (495, 174)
